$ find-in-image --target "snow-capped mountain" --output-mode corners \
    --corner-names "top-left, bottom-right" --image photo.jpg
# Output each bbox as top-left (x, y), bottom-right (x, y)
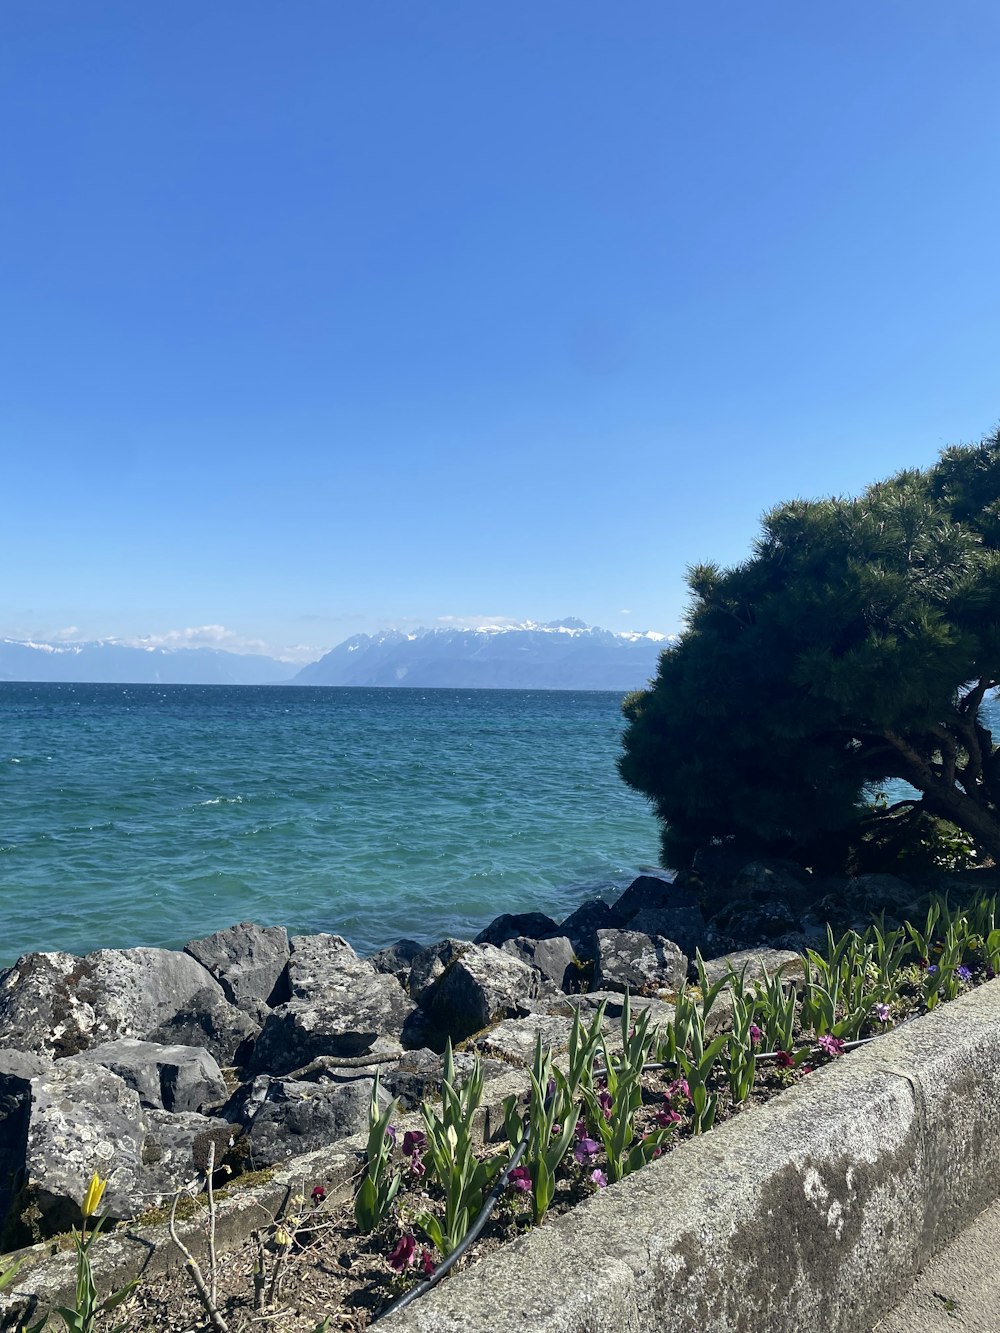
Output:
top-left (0, 639), bottom-right (297, 685)
top-left (292, 619), bottom-right (670, 691)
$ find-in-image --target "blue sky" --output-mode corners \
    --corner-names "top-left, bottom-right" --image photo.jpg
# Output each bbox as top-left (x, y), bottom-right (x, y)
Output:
top-left (3, 1), bottom-right (999, 662)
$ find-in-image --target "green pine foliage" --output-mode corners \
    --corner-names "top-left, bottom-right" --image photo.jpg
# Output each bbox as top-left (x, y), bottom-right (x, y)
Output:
top-left (620, 428), bottom-right (1000, 871)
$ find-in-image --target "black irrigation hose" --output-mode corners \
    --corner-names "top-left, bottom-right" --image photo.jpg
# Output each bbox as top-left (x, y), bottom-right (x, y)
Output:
top-left (374, 1126), bottom-right (530, 1321)
top-left (372, 1019), bottom-right (913, 1323)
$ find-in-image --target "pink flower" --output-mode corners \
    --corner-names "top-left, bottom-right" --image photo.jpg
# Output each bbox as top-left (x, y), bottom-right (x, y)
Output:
top-left (408, 1149), bottom-right (426, 1179)
top-left (874, 1003), bottom-right (891, 1023)
top-left (665, 1078), bottom-right (690, 1102)
top-left (749, 1024), bottom-right (763, 1047)
top-left (402, 1130), bottom-right (426, 1157)
top-left (591, 1168), bottom-right (608, 1188)
top-left (508, 1166), bottom-right (533, 1194)
top-left (388, 1234), bottom-right (416, 1272)
top-left (419, 1250), bottom-right (435, 1276)
top-left (657, 1106), bottom-right (681, 1127)
top-left (817, 1035), bottom-right (845, 1057)
top-left (310, 1184), bottom-right (326, 1205)
top-left (775, 1050), bottom-right (794, 1069)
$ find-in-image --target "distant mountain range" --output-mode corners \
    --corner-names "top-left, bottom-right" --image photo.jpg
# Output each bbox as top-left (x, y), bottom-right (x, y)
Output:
top-left (292, 619), bottom-right (669, 691)
top-left (0, 620), bottom-right (670, 690)
top-left (0, 639), bottom-right (297, 686)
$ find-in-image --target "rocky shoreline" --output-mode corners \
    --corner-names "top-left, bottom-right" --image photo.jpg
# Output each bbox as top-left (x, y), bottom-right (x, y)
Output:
top-left (0, 857), bottom-right (987, 1252)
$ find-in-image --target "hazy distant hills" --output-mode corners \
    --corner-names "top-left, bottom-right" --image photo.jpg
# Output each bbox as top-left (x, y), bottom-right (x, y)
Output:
top-left (0, 620), bottom-right (670, 689)
top-left (291, 619), bottom-right (669, 691)
top-left (0, 639), bottom-right (297, 686)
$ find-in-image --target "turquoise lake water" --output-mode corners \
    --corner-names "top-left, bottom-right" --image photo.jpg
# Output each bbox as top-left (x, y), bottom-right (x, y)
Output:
top-left (0, 684), bottom-right (660, 966)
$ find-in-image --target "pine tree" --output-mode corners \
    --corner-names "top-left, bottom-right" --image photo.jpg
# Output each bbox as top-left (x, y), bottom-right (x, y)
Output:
top-left (620, 428), bottom-right (1000, 870)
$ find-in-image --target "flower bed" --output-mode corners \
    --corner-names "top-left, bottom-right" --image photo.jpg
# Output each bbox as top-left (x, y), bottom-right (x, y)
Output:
top-left (14, 895), bottom-right (1000, 1333)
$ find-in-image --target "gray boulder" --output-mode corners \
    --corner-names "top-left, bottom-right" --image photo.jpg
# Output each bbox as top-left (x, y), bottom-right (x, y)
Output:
top-left (69, 1040), bottom-right (228, 1114)
top-left (379, 1047), bottom-right (507, 1109)
top-left (698, 947), bottom-right (806, 988)
top-left (0, 947), bottom-right (233, 1060)
top-left (230, 1074), bottom-right (383, 1167)
top-left (141, 1110), bottom-right (232, 1200)
top-left (627, 907), bottom-right (706, 960)
top-left (612, 874), bottom-right (697, 921)
top-left (368, 938), bottom-right (424, 985)
top-left (185, 922), bottom-right (290, 1009)
top-left (474, 912), bottom-right (560, 947)
top-left (147, 989), bottom-right (260, 1067)
top-left (0, 1050), bottom-right (52, 1235)
top-left (250, 973), bottom-right (416, 1076)
top-left (9, 1057), bottom-right (147, 1240)
top-left (471, 1013), bottom-right (576, 1065)
top-left (592, 929), bottom-right (687, 993)
top-left (407, 938), bottom-right (468, 1004)
top-left (422, 943), bottom-right (541, 1044)
top-left (558, 898), bottom-right (625, 959)
top-left (286, 932), bottom-right (380, 1000)
top-left (500, 935), bottom-right (578, 991)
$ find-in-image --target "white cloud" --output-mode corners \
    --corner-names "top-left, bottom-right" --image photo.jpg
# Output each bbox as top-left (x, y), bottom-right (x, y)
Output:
top-left (126, 625), bottom-right (273, 657)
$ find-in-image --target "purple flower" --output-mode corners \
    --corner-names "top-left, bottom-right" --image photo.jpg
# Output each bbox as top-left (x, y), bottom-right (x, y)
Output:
top-left (775, 1050), bottom-right (794, 1068)
top-left (874, 1003), bottom-right (891, 1023)
top-left (927, 965), bottom-right (938, 975)
top-left (402, 1130), bottom-right (426, 1157)
top-left (749, 1024), bottom-right (763, 1047)
top-left (550, 1123), bottom-right (561, 1138)
top-left (957, 965), bottom-right (972, 981)
top-left (573, 1137), bottom-right (600, 1164)
top-left (597, 1091), bottom-right (614, 1119)
top-left (546, 1077), bottom-right (557, 1100)
top-left (508, 1166), bottom-right (532, 1194)
top-left (590, 1168), bottom-right (608, 1188)
top-left (388, 1234), bottom-right (416, 1272)
top-left (408, 1149), bottom-right (426, 1179)
top-left (310, 1184), bottom-right (326, 1205)
top-left (657, 1106), bottom-right (681, 1127)
top-left (665, 1077), bottom-right (690, 1102)
top-left (419, 1250), bottom-right (435, 1276)
top-left (818, 1035), bottom-right (845, 1057)
top-left (385, 1124), bottom-right (397, 1145)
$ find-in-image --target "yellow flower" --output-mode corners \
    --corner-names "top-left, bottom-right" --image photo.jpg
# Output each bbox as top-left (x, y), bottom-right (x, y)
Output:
top-left (81, 1171), bottom-right (108, 1218)
top-left (274, 1227), bottom-right (292, 1249)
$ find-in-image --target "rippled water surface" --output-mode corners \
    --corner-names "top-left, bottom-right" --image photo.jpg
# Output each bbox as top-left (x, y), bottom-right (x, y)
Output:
top-left (0, 684), bottom-right (659, 964)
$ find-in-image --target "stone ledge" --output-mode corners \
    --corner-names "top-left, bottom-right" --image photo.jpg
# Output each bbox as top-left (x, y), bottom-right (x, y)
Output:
top-left (380, 980), bottom-right (1000, 1333)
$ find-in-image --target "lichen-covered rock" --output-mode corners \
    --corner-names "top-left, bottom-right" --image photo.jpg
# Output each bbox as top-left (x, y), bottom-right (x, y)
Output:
top-left (68, 1040), bottom-right (228, 1114)
top-left (470, 1013), bottom-right (576, 1066)
top-left (500, 935), bottom-right (577, 991)
top-left (141, 1110), bottom-right (230, 1200)
top-left (698, 947), bottom-right (805, 988)
top-left (12, 1058), bottom-right (147, 1239)
top-left (286, 933), bottom-right (374, 1000)
top-left (0, 1050), bottom-right (51, 1238)
top-left (474, 912), bottom-right (560, 947)
top-left (185, 922), bottom-right (290, 1009)
top-left (0, 947), bottom-right (231, 1060)
top-left (250, 973), bottom-right (416, 1076)
top-left (422, 944), bottom-right (541, 1044)
top-left (591, 929), bottom-right (687, 994)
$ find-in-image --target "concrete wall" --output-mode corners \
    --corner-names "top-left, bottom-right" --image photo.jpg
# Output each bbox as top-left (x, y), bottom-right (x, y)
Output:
top-left (381, 981), bottom-right (1000, 1333)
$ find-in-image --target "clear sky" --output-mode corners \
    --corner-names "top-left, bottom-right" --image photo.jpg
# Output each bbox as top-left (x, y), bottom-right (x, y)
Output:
top-left (3, 1), bottom-right (999, 662)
